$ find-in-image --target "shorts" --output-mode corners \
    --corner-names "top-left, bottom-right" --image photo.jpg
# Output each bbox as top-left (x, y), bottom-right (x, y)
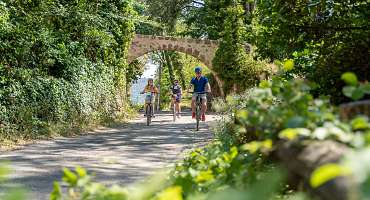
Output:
top-left (192, 93), bottom-right (207, 102)
top-left (145, 95), bottom-right (155, 104)
top-left (172, 94), bottom-right (182, 103)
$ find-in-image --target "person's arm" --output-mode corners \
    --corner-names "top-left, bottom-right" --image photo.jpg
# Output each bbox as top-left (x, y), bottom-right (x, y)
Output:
top-left (205, 78), bottom-right (211, 93)
top-left (206, 83), bottom-right (211, 93)
top-left (140, 87), bottom-right (146, 94)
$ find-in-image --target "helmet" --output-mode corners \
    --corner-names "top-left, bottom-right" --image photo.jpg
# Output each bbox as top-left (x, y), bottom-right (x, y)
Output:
top-left (194, 66), bottom-right (202, 73)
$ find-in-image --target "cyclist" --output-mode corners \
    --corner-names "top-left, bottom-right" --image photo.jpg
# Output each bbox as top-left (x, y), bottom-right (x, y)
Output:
top-left (171, 79), bottom-right (182, 118)
top-left (187, 66), bottom-right (211, 121)
top-left (140, 78), bottom-right (158, 117)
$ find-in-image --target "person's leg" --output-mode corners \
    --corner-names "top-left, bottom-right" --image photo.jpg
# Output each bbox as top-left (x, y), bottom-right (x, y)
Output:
top-left (176, 102), bottom-right (181, 117)
top-left (191, 95), bottom-right (196, 118)
top-left (201, 96), bottom-right (207, 121)
top-left (144, 103), bottom-right (148, 116)
top-left (151, 96), bottom-right (155, 117)
top-left (171, 96), bottom-right (175, 110)
top-left (177, 95), bottom-right (182, 115)
top-left (177, 102), bottom-right (181, 114)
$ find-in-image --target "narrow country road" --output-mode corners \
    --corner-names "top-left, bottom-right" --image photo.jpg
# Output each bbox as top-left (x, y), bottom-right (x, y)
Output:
top-left (0, 112), bottom-right (216, 200)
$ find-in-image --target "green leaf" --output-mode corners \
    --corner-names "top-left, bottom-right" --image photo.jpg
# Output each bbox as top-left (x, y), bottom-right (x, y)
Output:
top-left (259, 80), bottom-right (271, 88)
top-left (360, 83), bottom-right (370, 94)
top-left (50, 182), bottom-right (62, 200)
top-left (342, 86), bottom-right (356, 98)
top-left (310, 164), bottom-right (351, 188)
top-left (236, 109), bottom-right (248, 121)
top-left (156, 186), bottom-right (183, 200)
top-left (241, 141), bottom-right (261, 153)
top-left (195, 170), bottom-right (214, 183)
top-left (62, 168), bottom-right (78, 187)
top-left (283, 59), bottom-right (295, 71)
top-left (351, 117), bottom-right (370, 130)
top-left (341, 72), bottom-right (358, 86)
top-left (75, 166), bottom-right (87, 177)
top-left (352, 88), bottom-right (365, 100)
top-left (279, 128), bottom-right (298, 140)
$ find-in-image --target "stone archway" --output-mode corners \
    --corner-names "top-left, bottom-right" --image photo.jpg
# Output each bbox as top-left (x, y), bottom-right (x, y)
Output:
top-left (128, 34), bottom-right (251, 97)
top-left (128, 34), bottom-right (219, 68)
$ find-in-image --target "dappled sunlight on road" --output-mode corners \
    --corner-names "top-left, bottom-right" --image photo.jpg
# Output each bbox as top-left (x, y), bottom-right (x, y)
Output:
top-left (0, 111), bottom-right (217, 200)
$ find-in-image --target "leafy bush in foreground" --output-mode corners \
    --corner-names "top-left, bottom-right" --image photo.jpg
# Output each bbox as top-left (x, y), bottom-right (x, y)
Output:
top-left (49, 75), bottom-right (370, 200)
top-left (50, 144), bottom-right (307, 200)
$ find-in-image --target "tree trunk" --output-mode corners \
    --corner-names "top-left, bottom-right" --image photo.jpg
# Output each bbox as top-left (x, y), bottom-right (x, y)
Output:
top-left (157, 63), bottom-right (162, 111)
top-left (208, 69), bottom-right (225, 97)
top-left (163, 51), bottom-right (175, 83)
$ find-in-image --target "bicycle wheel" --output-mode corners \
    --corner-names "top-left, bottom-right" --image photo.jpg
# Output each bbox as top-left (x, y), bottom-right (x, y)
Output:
top-left (146, 104), bottom-right (151, 126)
top-left (196, 103), bottom-right (200, 131)
top-left (173, 102), bottom-right (176, 122)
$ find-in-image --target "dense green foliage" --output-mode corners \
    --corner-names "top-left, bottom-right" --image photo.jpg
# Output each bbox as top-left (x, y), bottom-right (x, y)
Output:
top-left (252, 0), bottom-right (369, 103)
top-left (0, 0), bottom-right (138, 141)
top-left (159, 0), bottom-right (369, 102)
top-left (212, 2), bottom-right (264, 92)
top-left (46, 71), bottom-right (370, 200)
top-left (1, 0), bottom-right (369, 199)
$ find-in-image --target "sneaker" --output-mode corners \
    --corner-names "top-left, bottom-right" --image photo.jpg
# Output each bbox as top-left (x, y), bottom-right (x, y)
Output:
top-left (192, 112), bottom-right (196, 119)
top-left (201, 114), bottom-right (206, 121)
top-left (177, 113), bottom-right (181, 118)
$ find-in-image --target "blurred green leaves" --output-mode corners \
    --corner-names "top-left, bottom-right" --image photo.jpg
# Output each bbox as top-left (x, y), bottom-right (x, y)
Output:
top-left (342, 73), bottom-right (370, 101)
top-left (341, 72), bottom-right (358, 86)
top-left (310, 164), bottom-right (351, 188)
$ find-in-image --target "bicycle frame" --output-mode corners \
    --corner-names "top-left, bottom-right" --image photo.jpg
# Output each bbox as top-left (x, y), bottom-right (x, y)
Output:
top-left (171, 94), bottom-right (177, 122)
top-left (191, 92), bottom-right (207, 131)
top-left (145, 92), bottom-right (154, 126)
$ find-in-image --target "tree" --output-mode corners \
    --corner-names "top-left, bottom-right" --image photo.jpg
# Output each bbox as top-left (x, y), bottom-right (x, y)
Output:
top-left (213, 1), bottom-right (262, 93)
top-left (252, 0), bottom-right (370, 103)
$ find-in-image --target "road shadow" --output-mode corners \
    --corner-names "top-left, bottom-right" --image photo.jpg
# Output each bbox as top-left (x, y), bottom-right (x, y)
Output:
top-left (0, 112), bottom-right (216, 200)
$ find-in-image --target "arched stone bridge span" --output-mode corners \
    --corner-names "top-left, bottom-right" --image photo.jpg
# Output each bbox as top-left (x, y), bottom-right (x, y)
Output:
top-left (128, 34), bottom-right (252, 97)
top-left (128, 34), bottom-right (220, 68)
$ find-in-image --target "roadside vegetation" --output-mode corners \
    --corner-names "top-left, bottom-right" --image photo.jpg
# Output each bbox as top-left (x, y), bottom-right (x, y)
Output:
top-left (0, 0), bottom-right (142, 145)
top-left (0, 0), bottom-right (369, 199)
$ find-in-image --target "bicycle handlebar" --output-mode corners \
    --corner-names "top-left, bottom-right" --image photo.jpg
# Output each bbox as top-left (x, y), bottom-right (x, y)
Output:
top-left (188, 91), bottom-right (209, 94)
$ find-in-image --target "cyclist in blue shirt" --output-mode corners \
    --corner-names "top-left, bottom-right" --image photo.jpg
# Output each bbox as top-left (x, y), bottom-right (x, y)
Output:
top-left (187, 66), bottom-right (211, 121)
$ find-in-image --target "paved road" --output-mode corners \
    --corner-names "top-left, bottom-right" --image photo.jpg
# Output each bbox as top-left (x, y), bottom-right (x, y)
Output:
top-left (0, 112), bottom-right (216, 200)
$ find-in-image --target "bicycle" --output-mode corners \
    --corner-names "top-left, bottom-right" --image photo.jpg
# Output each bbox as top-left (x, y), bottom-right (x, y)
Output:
top-left (144, 92), bottom-right (154, 126)
top-left (171, 94), bottom-right (177, 122)
top-left (190, 92), bottom-right (207, 131)
top-left (171, 93), bottom-right (181, 122)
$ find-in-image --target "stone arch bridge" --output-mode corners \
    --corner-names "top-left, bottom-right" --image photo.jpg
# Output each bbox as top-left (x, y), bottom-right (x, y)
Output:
top-left (128, 34), bottom-right (251, 96)
top-left (128, 34), bottom-right (221, 68)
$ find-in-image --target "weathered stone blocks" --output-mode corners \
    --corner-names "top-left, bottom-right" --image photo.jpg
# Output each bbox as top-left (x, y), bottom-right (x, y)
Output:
top-left (127, 34), bottom-right (251, 69)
